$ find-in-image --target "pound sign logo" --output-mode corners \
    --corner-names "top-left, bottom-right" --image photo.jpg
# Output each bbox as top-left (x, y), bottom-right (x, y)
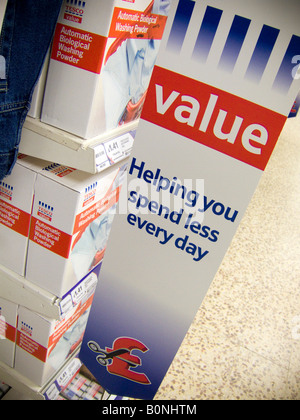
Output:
top-left (88, 336), bottom-right (151, 385)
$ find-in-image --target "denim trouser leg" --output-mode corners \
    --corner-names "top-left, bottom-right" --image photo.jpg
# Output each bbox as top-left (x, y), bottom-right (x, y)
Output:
top-left (0, 0), bottom-right (63, 181)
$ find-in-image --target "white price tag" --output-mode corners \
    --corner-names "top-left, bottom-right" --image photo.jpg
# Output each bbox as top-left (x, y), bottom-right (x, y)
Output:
top-left (45, 383), bottom-right (60, 401)
top-left (82, 272), bottom-right (98, 299)
top-left (104, 138), bottom-right (123, 164)
top-left (59, 295), bottom-right (73, 318)
top-left (120, 133), bottom-right (134, 157)
top-left (94, 144), bottom-right (110, 172)
top-left (71, 283), bottom-right (85, 306)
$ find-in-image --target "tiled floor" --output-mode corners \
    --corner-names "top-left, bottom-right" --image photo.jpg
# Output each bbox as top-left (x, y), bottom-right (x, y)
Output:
top-left (155, 115), bottom-right (300, 400)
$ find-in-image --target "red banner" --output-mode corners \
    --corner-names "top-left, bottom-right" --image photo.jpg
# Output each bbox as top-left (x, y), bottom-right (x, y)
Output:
top-left (16, 331), bottom-right (48, 363)
top-left (51, 23), bottom-right (107, 74)
top-left (0, 199), bottom-right (31, 237)
top-left (29, 217), bottom-right (72, 259)
top-left (141, 66), bottom-right (287, 171)
top-left (109, 7), bottom-right (167, 40)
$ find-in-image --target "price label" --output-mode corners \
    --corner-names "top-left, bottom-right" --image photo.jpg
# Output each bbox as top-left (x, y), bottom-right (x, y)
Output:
top-left (104, 138), bottom-right (123, 164)
top-left (59, 295), bottom-right (73, 318)
top-left (94, 144), bottom-right (110, 172)
top-left (71, 283), bottom-right (85, 306)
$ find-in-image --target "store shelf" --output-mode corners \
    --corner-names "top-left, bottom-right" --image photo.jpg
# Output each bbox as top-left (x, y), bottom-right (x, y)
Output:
top-left (0, 347), bottom-right (82, 400)
top-left (0, 264), bottom-right (61, 319)
top-left (0, 361), bottom-right (45, 400)
top-left (19, 117), bottom-right (138, 174)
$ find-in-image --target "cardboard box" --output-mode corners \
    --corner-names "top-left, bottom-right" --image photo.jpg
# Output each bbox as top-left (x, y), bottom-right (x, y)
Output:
top-left (0, 297), bottom-right (18, 368)
top-left (0, 155), bottom-right (49, 276)
top-left (41, 0), bottom-right (169, 138)
top-left (80, 0), bottom-right (300, 399)
top-left (26, 161), bottom-right (127, 297)
top-left (15, 267), bottom-right (99, 387)
top-left (27, 52), bottom-right (50, 119)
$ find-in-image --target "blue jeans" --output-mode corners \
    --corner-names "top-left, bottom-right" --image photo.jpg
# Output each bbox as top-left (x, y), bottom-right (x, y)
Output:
top-left (0, 0), bottom-right (62, 181)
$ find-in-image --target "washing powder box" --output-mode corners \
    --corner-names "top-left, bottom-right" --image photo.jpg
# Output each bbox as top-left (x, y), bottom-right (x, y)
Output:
top-left (41, 0), bottom-right (169, 138)
top-left (15, 267), bottom-right (99, 387)
top-left (0, 155), bottom-right (49, 276)
top-left (26, 160), bottom-right (127, 297)
top-left (0, 297), bottom-right (18, 368)
top-left (27, 52), bottom-right (50, 119)
top-left (80, 0), bottom-right (300, 399)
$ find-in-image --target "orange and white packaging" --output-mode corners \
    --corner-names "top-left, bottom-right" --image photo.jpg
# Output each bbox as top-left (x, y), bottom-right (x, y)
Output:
top-left (0, 297), bottom-right (18, 368)
top-left (15, 269), bottom-right (98, 387)
top-left (41, 0), bottom-right (169, 138)
top-left (25, 161), bottom-right (127, 297)
top-left (0, 155), bottom-right (49, 276)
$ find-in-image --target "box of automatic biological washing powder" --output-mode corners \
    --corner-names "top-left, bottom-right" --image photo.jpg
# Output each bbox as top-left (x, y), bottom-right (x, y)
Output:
top-left (0, 155), bottom-right (50, 276)
top-left (25, 160), bottom-right (127, 297)
top-left (0, 297), bottom-right (18, 368)
top-left (15, 266), bottom-right (99, 387)
top-left (41, 0), bottom-right (170, 138)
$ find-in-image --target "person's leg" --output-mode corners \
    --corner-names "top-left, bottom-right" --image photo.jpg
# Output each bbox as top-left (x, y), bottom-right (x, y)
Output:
top-left (0, 0), bottom-right (63, 180)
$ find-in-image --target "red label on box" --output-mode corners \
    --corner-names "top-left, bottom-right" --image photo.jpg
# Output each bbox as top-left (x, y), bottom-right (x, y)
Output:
top-left (109, 7), bottom-right (167, 40)
top-left (29, 217), bottom-right (72, 259)
top-left (0, 199), bottom-right (31, 237)
top-left (72, 185), bottom-right (121, 252)
top-left (64, 13), bottom-right (83, 24)
top-left (141, 66), bottom-right (287, 171)
top-left (48, 295), bottom-right (94, 353)
top-left (0, 319), bottom-right (16, 343)
top-left (51, 23), bottom-right (107, 74)
top-left (16, 331), bottom-right (48, 363)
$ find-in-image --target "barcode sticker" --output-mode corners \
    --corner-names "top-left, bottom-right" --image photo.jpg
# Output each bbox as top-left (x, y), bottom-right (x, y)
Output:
top-left (59, 295), bottom-right (73, 317)
top-left (94, 144), bottom-right (110, 172)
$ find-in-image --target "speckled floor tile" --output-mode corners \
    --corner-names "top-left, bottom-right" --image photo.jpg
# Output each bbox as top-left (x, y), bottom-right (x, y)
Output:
top-left (154, 115), bottom-right (300, 400)
top-left (226, 347), bottom-right (289, 400)
top-left (155, 322), bottom-right (238, 400)
top-left (286, 367), bottom-right (300, 400)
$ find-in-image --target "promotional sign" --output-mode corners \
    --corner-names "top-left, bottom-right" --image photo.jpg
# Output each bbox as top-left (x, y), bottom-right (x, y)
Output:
top-left (80, 0), bottom-right (300, 399)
